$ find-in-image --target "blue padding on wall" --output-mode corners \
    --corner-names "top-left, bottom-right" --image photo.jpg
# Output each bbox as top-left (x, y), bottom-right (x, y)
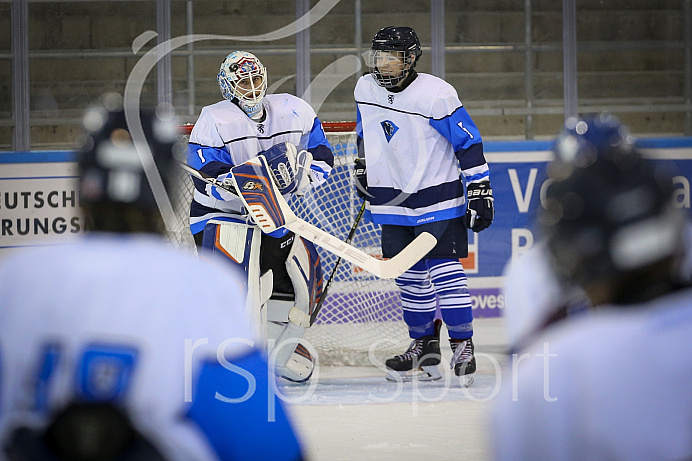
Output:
top-left (3, 138), bottom-right (692, 161)
top-left (0, 151), bottom-right (78, 163)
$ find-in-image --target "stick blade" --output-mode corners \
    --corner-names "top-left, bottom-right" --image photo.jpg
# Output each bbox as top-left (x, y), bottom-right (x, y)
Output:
top-left (378, 232), bottom-right (437, 279)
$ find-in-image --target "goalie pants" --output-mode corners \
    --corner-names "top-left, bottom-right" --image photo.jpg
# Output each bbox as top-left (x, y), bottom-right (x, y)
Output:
top-left (382, 217), bottom-right (473, 340)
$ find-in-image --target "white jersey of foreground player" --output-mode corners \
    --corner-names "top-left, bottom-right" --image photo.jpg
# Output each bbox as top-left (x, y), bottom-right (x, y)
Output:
top-left (0, 235), bottom-right (302, 461)
top-left (490, 286), bottom-right (692, 461)
top-left (501, 243), bottom-right (589, 353)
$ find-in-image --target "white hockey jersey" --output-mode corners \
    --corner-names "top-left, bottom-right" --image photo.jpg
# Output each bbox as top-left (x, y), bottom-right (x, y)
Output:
top-left (187, 94), bottom-right (334, 235)
top-left (491, 287), bottom-right (692, 461)
top-left (354, 73), bottom-right (489, 226)
top-left (0, 235), bottom-right (303, 461)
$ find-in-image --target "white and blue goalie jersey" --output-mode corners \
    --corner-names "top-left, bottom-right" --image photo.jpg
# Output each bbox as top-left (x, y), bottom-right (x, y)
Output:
top-left (187, 94), bottom-right (334, 235)
top-left (354, 73), bottom-right (489, 226)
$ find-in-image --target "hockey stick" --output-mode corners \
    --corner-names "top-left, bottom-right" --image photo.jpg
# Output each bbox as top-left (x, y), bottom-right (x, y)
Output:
top-left (309, 199), bottom-right (367, 326)
top-left (180, 162), bottom-right (237, 194)
top-left (181, 161), bottom-right (436, 280)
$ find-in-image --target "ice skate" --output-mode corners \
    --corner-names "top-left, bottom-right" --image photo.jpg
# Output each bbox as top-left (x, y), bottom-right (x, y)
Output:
top-left (450, 338), bottom-right (476, 387)
top-left (385, 336), bottom-right (442, 382)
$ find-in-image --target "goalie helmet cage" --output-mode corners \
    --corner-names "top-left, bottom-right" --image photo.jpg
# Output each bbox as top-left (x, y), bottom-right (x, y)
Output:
top-left (174, 122), bottom-right (410, 366)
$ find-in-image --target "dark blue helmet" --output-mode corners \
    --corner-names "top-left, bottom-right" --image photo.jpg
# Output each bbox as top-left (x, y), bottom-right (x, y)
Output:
top-left (552, 112), bottom-right (632, 171)
top-left (540, 113), bottom-right (686, 296)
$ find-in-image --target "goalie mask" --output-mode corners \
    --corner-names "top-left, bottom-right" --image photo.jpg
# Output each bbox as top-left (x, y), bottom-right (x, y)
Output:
top-left (369, 26), bottom-right (422, 89)
top-left (218, 51), bottom-right (267, 120)
top-left (540, 113), bottom-right (686, 296)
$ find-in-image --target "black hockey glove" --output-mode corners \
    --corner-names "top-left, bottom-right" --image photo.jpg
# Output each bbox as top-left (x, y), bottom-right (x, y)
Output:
top-left (354, 157), bottom-right (369, 200)
top-left (465, 181), bottom-right (494, 232)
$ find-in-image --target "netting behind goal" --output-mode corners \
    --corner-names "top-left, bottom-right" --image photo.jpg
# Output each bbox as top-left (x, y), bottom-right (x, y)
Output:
top-left (171, 123), bottom-right (410, 365)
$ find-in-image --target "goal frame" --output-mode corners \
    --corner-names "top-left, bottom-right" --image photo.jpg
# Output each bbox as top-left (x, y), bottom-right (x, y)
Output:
top-left (174, 121), bottom-right (412, 365)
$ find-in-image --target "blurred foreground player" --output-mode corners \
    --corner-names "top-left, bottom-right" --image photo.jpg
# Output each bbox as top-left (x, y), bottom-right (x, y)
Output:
top-left (501, 242), bottom-right (590, 354)
top-left (354, 27), bottom-right (494, 384)
top-left (0, 94), bottom-right (304, 461)
top-left (187, 51), bottom-right (334, 383)
top-left (491, 114), bottom-right (692, 461)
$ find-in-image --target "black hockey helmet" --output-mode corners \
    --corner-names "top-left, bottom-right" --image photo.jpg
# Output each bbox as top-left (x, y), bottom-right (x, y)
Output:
top-left (370, 26), bottom-right (422, 88)
top-left (372, 26), bottom-right (422, 60)
top-left (540, 113), bottom-right (686, 301)
top-left (78, 93), bottom-right (182, 232)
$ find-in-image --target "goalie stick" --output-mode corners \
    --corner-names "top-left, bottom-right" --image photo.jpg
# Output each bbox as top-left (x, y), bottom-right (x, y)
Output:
top-left (180, 162), bottom-right (237, 194)
top-left (181, 160), bottom-right (437, 280)
top-left (309, 199), bottom-right (366, 326)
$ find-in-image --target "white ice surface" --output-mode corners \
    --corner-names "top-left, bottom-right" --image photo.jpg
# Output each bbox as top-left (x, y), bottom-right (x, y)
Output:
top-left (283, 318), bottom-right (508, 461)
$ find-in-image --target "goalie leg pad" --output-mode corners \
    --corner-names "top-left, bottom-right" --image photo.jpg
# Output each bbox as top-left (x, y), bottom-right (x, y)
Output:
top-left (285, 237), bottom-right (324, 323)
top-left (267, 321), bottom-right (315, 383)
top-left (265, 298), bottom-right (311, 328)
top-left (265, 238), bottom-right (322, 381)
top-left (205, 219), bottom-right (255, 264)
top-left (203, 220), bottom-right (267, 342)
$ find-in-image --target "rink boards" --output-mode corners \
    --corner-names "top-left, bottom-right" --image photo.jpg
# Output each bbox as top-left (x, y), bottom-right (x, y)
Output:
top-left (2, 138), bottom-right (692, 319)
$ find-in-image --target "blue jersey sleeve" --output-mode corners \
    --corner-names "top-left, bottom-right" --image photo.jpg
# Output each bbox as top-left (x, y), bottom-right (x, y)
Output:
top-left (186, 349), bottom-right (303, 461)
top-left (355, 107), bottom-right (365, 159)
top-left (307, 117), bottom-right (334, 168)
top-left (304, 117), bottom-right (334, 187)
top-left (186, 143), bottom-right (237, 202)
top-left (187, 143), bottom-right (233, 173)
top-left (429, 106), bottom-right (486, 171)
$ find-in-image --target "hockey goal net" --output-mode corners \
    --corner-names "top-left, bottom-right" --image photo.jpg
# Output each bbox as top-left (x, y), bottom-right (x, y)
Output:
top-left (171, 122), bottom-right (409, 365)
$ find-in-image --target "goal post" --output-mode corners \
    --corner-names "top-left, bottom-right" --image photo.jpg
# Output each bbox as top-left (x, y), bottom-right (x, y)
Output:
top-left (172, 122), bottom-right (411, 365)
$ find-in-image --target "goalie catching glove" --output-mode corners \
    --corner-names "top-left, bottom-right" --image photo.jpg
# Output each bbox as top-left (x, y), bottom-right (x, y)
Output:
top-left (465, 181), bottom-right (494, 232)
top-left (261, 142), bottom-right (312, 196)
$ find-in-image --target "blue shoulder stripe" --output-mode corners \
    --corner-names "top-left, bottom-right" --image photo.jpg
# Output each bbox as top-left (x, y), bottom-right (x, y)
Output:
top-left (429, 106), bottom-right (482, 152)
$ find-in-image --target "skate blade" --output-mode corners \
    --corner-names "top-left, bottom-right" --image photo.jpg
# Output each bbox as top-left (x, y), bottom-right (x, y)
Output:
top-left (385, 365), bottom-right (442, 383)
top-left (456, 374), bottom-right (474, 388)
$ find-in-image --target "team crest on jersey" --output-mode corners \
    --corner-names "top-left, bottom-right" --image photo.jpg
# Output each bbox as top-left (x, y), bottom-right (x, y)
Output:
top-left (380, 120), bottom-right (399, 143)
top-left (80, 348), bottom-right (137, 401)
top-left (242, 181), bottom-right (263, 191)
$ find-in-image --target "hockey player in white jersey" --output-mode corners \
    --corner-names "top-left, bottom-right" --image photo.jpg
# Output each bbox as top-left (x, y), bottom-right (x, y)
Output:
top-left (0, 95), bottom-right (304, 460)
top-left (354, 27), bottom-right (494, 384)
top-left (491, 114), bottom-right (692, 461)
top-left (186, 51), bottom-right (334, 383)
